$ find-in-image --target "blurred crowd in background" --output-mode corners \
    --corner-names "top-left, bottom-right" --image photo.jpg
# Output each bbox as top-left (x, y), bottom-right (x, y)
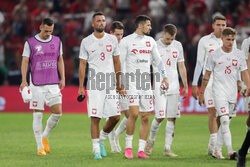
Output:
top-left (0, 0), bottom-right (249, 86)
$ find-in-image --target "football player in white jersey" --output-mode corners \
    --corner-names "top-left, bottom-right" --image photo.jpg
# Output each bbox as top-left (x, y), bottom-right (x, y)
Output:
top-left (145, 24), bottom-right (188, 157)
top-left (120, 15), bottom-right (168, 159)
top-left (199, 27), bottom-right (250, 160)
top-left (192, 15), bottom-right (236, 156)
top-left (106, 21), bottom-right (128, 153)
top-left (78, 12), bottom-right (124, 160)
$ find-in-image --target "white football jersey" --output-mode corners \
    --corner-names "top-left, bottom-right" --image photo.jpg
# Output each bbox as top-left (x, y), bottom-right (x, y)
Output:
top-left (206, 47), bottom-right (247, 103)
top-left (79, 32), bottom-right (119, 72)
top-left (241, 37), bottom-right (250, 60)
top-left (197, 33), bottom-right (223, 75)
top-left (120, 33), bottom-right (162, 89)
top-left (79, 33), bottom-right (120, 89)
top-left (153, 39), bottom-right (184, 94)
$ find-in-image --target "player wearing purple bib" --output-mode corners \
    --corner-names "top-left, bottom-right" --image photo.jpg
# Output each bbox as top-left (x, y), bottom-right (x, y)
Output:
top-left (20, 18), bottom-right (65, 155)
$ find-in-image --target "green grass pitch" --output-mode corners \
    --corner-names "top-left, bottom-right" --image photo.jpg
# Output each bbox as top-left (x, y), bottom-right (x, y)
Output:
top-left (0, 113), bottom-right (249, 167)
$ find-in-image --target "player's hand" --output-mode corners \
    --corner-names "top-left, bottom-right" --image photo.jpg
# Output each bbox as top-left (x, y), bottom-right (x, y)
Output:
top-left (59, 79), bottom-right (65, 91)
top-left (237, 80), bottom-right (242, 93)
top-left (20, 81), bottom-right (28, 91)
top-left (117, 84), bottom-right (127, 96)
top-left (192, 86), bottom-right (199, 100)
top-left (243, 87), bottom-right (250, 97)
top-left (198, 93), bottom-right (204, 106)
top-left (182, 86), bottom-right (188, 99)
top-left (161, 78), bottom-right (169, 90)
top-left (78, 87), bottom-right (85, 96)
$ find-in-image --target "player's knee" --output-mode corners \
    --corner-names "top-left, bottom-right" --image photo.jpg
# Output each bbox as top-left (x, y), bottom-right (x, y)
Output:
top-left (220, 115), bottom-right (230, 133)
top-left (110, 115), bottom-right (120, 123)
top-left (141, 114), bottom-right (150, 123)
top-left (156, 118), bottom-right (164, 123)
top-left (208, 108), bottom-right (216, 117)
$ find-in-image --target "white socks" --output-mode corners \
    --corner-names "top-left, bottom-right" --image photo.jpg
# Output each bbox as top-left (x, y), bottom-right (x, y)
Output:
top-left (165, 121), bottom-right (175, 150)
top-left (125, 134), bottom-right (133, 148)
top-left (216, 126), bottom-right (223, 153)
top-left (33, 112), bottom-right (43, 150)
top-left (92, 138), bottom-right (100, 153)
top-left (209, 133), bottom-right (217, 150)
top-left (220, 115), bottom-right (233, 154)
top-left (108, 129), bottom-right (115, 144)
top-left (99, 130), bottom-right (109, 143)
top-left (247, 126), bottom-right (250, 131)
top-left (43, 113), bottom-right (62, 139)
top-left (138, 139), bottom-right (146, 152)
top-left (115, 117), bottom-right (127, 137)
top-left (149, 118), bottom-right (161, 141)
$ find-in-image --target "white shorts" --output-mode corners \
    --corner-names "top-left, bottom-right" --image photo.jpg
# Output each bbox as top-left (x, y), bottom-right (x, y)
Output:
top-left (154, 92), bottom-right (181, 119)
top-left (214, 99), bottom-right (237, 117)
top-left (119, 96), bottom-right (129, 112)
top-left (29, 84), bottom-right (62, 110)
top-left (87, 90), bottom-right (120, 118)
top-left (204, 78), bottom-right (215, 108)
top-left (127, 90), bottom-right (154, 112)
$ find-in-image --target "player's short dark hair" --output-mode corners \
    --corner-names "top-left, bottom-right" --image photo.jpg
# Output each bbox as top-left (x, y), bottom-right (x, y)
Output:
top-left (222, 27), bottom-right (236, 36)
top-left (162, 24), bottom-right (177, 36)
top-left (213, 15), bottom-right (226, 23)
top-left (42, 18), bottom-right (54, 26)
top-left (110, 21), bottom-right (124, 33)
top-left (92, 12), bottom-right (104, 20)
top-left (135, 15), bottom-right (152, 28)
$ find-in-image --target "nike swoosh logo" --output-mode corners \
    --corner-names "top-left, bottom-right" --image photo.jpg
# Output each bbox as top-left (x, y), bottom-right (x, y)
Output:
top-left (91, 50), bottom-right (97, 53)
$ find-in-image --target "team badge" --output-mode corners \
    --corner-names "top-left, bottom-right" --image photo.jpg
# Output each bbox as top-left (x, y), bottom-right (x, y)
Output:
top-left (159, 110), bottom-right (164, 116)
top-left (33, 101), bottom-right (38, 107)
top-left (172, 51), bottom-right (178, 58)
top-left (92, 109), bottom-right (97, 115)
top-left (146, 41), bottom-right (151, 47)
top-left (232, 59), bottom-right (238, 66)
top-left (106, 45), bottom-right (112, 52)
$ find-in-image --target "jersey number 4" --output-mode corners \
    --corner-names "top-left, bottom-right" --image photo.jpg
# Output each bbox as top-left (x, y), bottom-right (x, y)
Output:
top-left (100, 52), bottom-right (105, 61)
top-left (166, 58), bottom-right (171, 66)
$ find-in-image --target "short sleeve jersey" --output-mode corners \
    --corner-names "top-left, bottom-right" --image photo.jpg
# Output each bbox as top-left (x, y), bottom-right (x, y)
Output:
top-left (119, 33), bottom-right (162, 89)
top-left (206, 47), bottom-right (247, 103)
top-left (153, 39), bottom-right (184, 94)
top-left (79, 33), bottom-right (120, 74)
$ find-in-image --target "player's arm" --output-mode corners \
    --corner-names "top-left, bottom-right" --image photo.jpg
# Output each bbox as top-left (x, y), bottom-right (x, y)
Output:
top-left (198, 70), bottom-right (212, 106)
top-left (78, 59), bottom-right (87, 96)
top-left (178, 61), bottom-right (188, 98)
top-left (241, 70), bottom-right (250, 97)
top-left (20, 56), bottom-right (29, 90)
top-left (199, 52), bottom-right (214, 106)
top-left (192, 38), bottom-right (206, 99)
top-left (78, 40), bottom-right (88, 96)
top-left (113, 55), bottom-right (124, 95)
top-left (151, 40), bottom-right (168, 89)
top-left (58, 55), bottom-right (65, 90)
top-left (20, 41), bottom-right (30, 90)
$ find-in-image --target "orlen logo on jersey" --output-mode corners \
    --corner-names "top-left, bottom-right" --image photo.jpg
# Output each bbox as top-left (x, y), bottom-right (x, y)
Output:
top-left (131, 49), bottom-right (138, 54)
top-left (131, 49), bottom-right (151, 54)
top-left (232, 59), bottom-right (238, 66)
top-left (209, 49), bottom-right (214, 53)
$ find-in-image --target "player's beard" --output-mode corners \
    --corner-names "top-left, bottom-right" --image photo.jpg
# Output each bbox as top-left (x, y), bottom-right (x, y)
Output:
top-left (95, 27), bottom-right (104, 33)
top-left (142, 30), bottom-right (150, 35)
